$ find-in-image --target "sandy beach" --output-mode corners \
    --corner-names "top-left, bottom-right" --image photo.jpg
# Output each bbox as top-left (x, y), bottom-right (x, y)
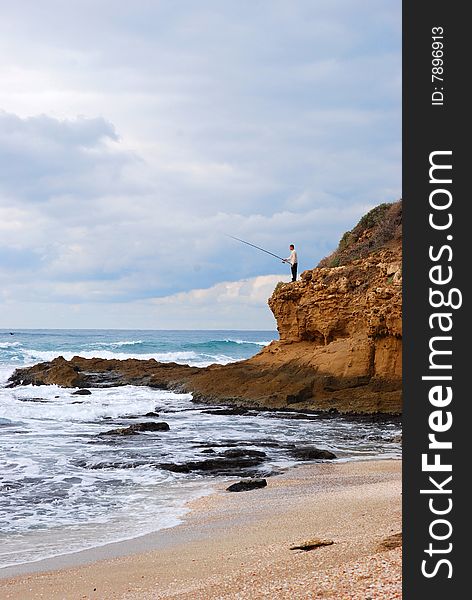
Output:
top-left (0, 459), bottom-right (402, 599)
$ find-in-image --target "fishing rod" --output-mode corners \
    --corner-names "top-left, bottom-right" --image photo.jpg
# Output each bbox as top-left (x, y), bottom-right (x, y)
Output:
top-left (226, 234), bottom-right (286, 262)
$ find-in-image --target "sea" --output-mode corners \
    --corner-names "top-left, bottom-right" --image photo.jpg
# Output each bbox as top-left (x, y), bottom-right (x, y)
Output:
top-left (0, 329), bottom-right (401, 571)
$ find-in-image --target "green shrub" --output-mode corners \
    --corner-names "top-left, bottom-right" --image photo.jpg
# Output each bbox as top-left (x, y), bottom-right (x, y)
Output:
top-left (329, 256), bottom-right (340, 267)
top-left (338, 230), bottom-right (353, 251)
top-left (358, 203), bottom-right (391, 229)
top-left (317, 200), bottom-right (402, 268)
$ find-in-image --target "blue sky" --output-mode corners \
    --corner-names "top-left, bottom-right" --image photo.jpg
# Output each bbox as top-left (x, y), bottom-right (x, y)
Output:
top-left (0, 0), bottom-right (401, 329)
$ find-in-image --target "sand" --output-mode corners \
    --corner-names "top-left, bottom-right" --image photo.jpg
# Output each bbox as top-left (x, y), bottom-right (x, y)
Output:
top-left (0, 459), bottom-right (402, 599)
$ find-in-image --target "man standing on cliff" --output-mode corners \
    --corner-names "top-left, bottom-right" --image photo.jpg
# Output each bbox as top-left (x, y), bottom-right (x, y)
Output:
top-left (283, 244), bottom-right (298, 282)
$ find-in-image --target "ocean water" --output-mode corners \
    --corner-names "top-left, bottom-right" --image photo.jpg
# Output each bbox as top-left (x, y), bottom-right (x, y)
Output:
top-left (0, 329), bottom-right (401, 570)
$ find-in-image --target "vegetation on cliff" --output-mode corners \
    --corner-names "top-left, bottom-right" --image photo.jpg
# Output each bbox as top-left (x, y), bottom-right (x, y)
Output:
top-left (318, 200), bottom-right (402, 268)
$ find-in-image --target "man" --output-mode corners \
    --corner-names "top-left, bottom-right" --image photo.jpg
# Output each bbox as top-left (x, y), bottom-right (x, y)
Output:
top-left (283, 244), bottom-right (298, 282)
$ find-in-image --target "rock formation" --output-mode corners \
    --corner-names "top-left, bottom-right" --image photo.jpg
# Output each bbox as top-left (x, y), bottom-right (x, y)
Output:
top-left (7, 201), bottom-right (402, 414)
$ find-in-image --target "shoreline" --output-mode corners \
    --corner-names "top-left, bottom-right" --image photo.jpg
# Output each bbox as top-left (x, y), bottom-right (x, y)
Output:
top-left (0, 459), bottom-right (402, 599)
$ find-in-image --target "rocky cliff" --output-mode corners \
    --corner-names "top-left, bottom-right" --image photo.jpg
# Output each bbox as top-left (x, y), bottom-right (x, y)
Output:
top-left (8, 201), bottom-right (402, 414)
top-left (189, 200), bottom-right (402, 413)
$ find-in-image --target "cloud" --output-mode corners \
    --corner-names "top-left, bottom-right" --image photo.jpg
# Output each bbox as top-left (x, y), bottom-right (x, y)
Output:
top-left (0, 1), bottom-right (401, 328)
top-left (0, 111), bottom-right (136, 203)
top-left (0, 274), bottom-right (282, 330)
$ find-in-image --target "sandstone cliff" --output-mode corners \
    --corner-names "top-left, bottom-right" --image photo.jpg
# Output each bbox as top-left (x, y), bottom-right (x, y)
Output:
top-left (8, 201), bottom-right (402, 414)
top-left (188, 200), bottom-right (402, 413)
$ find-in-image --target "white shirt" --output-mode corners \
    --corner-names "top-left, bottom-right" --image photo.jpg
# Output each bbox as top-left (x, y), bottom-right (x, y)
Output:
top-left (285, 250), bottom-right (298, 265)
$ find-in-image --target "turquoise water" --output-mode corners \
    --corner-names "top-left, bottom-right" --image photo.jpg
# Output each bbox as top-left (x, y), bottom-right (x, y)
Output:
top-left (0, 329), bottom-right (275, 373)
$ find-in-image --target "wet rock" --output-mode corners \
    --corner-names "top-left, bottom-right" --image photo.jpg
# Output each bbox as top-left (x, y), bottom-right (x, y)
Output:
top-left (18, 397), bottom-right (49, 403)
top-left (221, 448), bottom-right (267, 459)
top-left (135, 421), bottom-right (170, 432)
top-left (159, 455), bottom-right (265, 476)
top-left (201, 448), bottom-right (216, 454)
top-left (100, 422), bottom-right (170, 436)
top-left (186, 456), bottom-right (264, 472)
top-left (158, 463), bottom-right (191, 473)
top-left (291, 446), bottom-right (337, 460)
top-left (125, 412), bottom-right (160, 419)
top-left (72, 389), bottom-right (92, 396)
top-left (89, 460), bottom-right (148, 470)
top-left (226, 479), bottom-right (267, 492)
top-left (266, 412), bottom-right (319, 421)
top-left (203, 407), bottom-right (249, 416)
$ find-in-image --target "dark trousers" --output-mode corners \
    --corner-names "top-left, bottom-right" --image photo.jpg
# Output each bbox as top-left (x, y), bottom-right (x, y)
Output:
top-left (291, 263), bottom-right (298, 282)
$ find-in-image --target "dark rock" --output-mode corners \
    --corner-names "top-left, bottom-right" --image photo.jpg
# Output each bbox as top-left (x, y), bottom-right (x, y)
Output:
top-left (201, 448), bottom-right (216, 454)
top-left (72, 389), bottom-right (92, 396)
top-left (185, 456), bottom-right (264, 472)
top-left (134, 421), bottom-right (170, 432)
top-left (100, 427), bottom-right (139, 436)
top-left (266, 412), bottom-right (319, 421)
top-left (291, 447), bottom-right (337, 460)
top-left (226, 479), bottom-right (267, 492)
top-left (144, 411), bottom-right (160, 417)
top-left (222, 448), bottom-right (267, 458)
top-left (100, 422), bottom-right (170, 436)
top-left (89, 460), bottom-right (148, 470)
top-left (158, 455), bottom-right (265, 476)
top-left (18, 397), bottom-right (49, 403)
top-left (158, 463), bottom-right (191, 473)
top-left (203, 407), bottom-right (249, 416)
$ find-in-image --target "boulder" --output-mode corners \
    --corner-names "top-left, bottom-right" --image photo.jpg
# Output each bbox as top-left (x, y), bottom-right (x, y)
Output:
top-left (221, 448), bottom-right (266, 458)
top-left (159, 455), bottom-right (265, 476)
top-left (226, 479), bottom-right (267, 492)
top-left (100, 422), bottom-right (170, 436)
top-left (291, 447), bottom-right (337, 460)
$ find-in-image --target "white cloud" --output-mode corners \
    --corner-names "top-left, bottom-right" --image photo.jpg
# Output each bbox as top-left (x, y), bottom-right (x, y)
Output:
top-left (0, 1), bottom-right (401, 328)
top-left (0, 275), bottom-right (282, 329)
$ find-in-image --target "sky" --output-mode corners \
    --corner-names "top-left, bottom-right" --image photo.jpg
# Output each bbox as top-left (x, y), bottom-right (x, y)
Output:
top-left (0, 0), bottom-right (401, 330)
